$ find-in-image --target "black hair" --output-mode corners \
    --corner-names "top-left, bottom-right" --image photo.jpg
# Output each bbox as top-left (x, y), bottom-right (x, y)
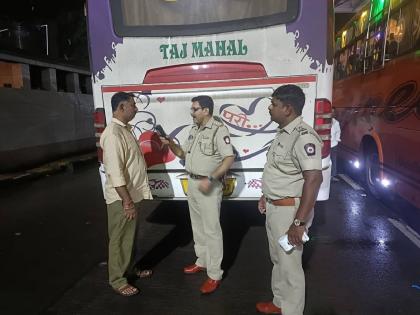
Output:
top-left (272, 85), bottom-right (305, 115)
top-left (191, 95), bottom-right (214, 115)
top-left (111, 92), bottom-right (134, 112)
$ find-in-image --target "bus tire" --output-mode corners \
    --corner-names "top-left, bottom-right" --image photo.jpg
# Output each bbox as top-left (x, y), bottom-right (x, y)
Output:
top-left (364, 146), bottom-right (382, 199)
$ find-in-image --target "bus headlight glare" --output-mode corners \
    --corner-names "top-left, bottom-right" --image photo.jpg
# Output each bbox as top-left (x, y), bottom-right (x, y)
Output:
top-left (381, 178), bottom-right (391, 188)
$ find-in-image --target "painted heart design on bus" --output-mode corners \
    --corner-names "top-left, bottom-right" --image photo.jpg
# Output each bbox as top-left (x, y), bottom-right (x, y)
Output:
top-left (138, 131), bottom-right (175, 168)
top-left (219, 97), bottom-right (274, 136)
top-left (157, 97), bottom-right (166, 103)
top-left (243, 149), bottom-right (249, 154)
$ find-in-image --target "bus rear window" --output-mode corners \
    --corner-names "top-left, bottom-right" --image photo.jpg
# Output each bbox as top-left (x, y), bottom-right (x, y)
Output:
top-left (111, 0), bottom-right (299, 37)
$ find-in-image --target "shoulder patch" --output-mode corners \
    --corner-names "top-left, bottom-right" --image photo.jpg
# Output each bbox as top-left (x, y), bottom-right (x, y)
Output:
top-left (213, 120), bottom-right (224, 127)
top-left (223, 136), bottom-right (231, 144)
top-left (304, 143), bottom-right (316, 156)
top-left (213, 116), bottom-right (224, 124)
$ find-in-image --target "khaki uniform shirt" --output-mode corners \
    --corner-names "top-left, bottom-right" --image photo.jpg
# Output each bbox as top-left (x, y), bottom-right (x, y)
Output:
top-left (100, 118), bottom-right (152, 204)
top-left (262, 116), bottom-right (322, 200)
top-left (182, 117), bottom-right (234, 176)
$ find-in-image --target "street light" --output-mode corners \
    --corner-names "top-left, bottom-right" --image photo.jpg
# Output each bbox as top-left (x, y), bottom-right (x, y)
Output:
top-left (40, 24), bottom-right (49, 55)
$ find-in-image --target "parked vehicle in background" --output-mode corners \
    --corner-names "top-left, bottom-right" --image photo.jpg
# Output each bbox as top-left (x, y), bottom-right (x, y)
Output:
top-left (87, 0), bottom-right (334, 200)
top-left (333, 0), bottom-right (420, 207)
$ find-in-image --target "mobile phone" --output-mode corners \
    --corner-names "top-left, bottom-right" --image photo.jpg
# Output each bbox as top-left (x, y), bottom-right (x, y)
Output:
top-left (278, 232), bottom-right (309, 252)
top-left (155, 124), bottom-right (167, 138)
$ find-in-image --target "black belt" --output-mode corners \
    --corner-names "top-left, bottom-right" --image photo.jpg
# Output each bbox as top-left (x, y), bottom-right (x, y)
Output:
top-left (189, 173), bottom-right (207, 180)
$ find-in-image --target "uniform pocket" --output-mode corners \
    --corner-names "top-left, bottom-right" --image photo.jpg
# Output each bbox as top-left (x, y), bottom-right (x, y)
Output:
top-left (272, 144), bottom-right (289, 160)
top-left (199, 138), bottom-right (214, 156)
top-left (273, 145), bottom-right (297, 174)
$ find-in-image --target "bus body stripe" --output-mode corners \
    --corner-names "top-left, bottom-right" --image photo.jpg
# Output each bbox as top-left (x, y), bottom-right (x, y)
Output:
top-left (101, 75), bottom-right (316, 93)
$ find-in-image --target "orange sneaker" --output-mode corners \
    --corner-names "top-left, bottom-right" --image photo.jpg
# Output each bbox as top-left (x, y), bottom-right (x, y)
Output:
top-left (183, 264), bottom-right (205, 274)
top-left (200, 277), bottom-right (221, 294)
top-left (256, 301), bottom-right (282, 314)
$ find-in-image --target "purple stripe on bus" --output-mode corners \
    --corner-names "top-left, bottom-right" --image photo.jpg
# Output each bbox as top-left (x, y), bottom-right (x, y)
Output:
top-left (286, 1), bottom-right (330, 72)
top-left (87, 0), bottom-right (123, 80)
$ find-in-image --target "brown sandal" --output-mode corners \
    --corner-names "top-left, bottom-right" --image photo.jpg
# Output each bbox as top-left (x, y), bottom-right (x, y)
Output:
top-left (136, 269), bottom-right (153, 278)
top-left (114, 284), bottom-right (139, 296)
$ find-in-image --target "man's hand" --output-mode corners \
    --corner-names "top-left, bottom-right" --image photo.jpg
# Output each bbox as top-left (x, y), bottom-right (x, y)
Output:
top-left (159, 136), bottom-right (185, 159)
top-left (124, 208), bottom-right (137, 220)
top-left (159, 136), bottom-right (170, 146)
top-left (123, 200), bottom-right (137, 220)
top-left (199, 178), bottom-right (212, 194)
top-left (258, 195), bottom-right (266, 214)
top-left (286, 225), bottom-right (305, 246)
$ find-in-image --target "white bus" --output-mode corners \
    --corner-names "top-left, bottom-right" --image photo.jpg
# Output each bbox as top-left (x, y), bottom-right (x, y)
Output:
top-left (87, 0), bottom-right (334, 200)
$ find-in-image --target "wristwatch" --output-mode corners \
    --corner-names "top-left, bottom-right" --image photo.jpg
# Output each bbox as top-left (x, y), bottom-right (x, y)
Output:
top-left (293, 218), bottom-right (306, 227)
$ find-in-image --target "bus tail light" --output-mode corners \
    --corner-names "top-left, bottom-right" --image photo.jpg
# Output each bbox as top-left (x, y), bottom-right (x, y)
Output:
top-left (314, 99), bottom-right (332, 158)
top-left (94, 108), bottom-right (106, 162)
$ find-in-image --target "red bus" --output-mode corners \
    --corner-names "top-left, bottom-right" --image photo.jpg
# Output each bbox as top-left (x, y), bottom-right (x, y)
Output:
top-left (333, 0), bottom-right (420, 207)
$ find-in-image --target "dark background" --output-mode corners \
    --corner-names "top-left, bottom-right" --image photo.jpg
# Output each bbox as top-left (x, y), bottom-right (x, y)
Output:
top-left (0, 0), bottom-right (88, 68)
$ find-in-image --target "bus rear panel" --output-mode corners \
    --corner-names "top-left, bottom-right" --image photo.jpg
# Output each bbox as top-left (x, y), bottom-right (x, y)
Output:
top-left (88, 0), bottom-right (334, 200)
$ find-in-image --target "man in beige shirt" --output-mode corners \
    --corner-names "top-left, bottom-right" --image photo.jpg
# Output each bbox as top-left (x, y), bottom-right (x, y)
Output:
top-left (100, 92), bottom-right (153, 297)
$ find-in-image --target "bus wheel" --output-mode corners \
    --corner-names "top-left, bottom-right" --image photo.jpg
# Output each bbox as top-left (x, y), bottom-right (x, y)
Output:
top-left (364, 147), bottom-right (382, 199)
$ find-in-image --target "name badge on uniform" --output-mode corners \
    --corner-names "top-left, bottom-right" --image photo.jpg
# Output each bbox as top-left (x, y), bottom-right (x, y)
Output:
top-left (304, 143), bottom-right (316, 156)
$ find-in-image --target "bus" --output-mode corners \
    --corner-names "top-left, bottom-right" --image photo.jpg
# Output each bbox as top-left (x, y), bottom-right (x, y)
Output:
top-left (333, 0), bottom-right (420, 207)
top-left (87, 0), bottom-right (334, 200)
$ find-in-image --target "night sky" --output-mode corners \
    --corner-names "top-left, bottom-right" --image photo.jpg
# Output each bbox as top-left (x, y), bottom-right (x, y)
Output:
top-left (2, 0), bottom-right (85, 23)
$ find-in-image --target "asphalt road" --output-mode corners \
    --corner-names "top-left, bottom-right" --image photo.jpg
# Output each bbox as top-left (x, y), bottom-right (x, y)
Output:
top-left (0, 161), bottom-right (419, 315)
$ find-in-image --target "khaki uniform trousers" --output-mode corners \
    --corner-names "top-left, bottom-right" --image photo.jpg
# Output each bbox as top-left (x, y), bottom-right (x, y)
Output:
top-left (187, 178), bottom-right (224, 280)
top-left (265, 199), bottom-right (314, 315)
top-left (107, 200), bottom-right (139, 289)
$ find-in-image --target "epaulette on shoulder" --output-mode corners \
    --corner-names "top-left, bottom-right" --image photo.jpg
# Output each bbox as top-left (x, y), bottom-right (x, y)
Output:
top-left (296, 126), bottom-right (308, 135)
top-left (213, 116), bottom-right (224, 127)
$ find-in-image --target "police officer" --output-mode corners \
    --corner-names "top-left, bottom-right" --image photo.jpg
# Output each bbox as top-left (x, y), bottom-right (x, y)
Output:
top-left (160, 95), bottom-right (234, 294)
top-left (256, 85), bottom-right (323, 315)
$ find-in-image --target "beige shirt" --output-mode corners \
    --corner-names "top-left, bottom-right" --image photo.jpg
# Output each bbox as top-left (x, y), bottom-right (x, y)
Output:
top-left (100, 118), bottom-right (152, 204)
top-left (182, 117), bottom-right (234, 176)
top-left (262, 116), bottom-right (322, 200)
